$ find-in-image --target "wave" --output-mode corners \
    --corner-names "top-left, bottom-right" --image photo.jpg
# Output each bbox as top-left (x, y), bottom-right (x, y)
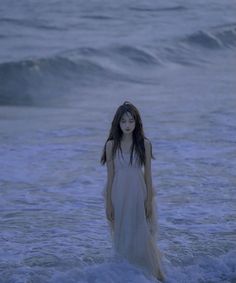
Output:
top-left (0, 17), bottom-right (65, 31)
top-left (0, 50), bottom-right (156, 106)
top-left (184, 23), bottom-right (236, 49)
top-left (81, 15), bottom-right (114, 20)
top-left (0, 57), bottom-right (114, 106)
top-left (128, 5), bottom-right (186, 12)
top-left (110, 45), bottom-right (161, 65)
top-left (0, 23), bottom-right (235, 107)
top-left (0, 45), bottom-right (165, 106)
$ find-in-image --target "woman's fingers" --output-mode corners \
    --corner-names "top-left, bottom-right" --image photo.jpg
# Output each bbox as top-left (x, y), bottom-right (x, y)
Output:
top-left (145, 206), bottom-right (152, 219)
top-left (106, 203), bottom-right (114, 221)
top-left (107, 209), bottom-right (114, 222)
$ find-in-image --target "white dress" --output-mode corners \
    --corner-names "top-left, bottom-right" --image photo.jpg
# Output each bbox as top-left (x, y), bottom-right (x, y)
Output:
top-left (103, 149), bottom-right (166, 281)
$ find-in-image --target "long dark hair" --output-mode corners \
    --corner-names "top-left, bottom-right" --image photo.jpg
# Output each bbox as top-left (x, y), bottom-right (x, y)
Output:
top-left (100, 101), bottom-right (155, 167)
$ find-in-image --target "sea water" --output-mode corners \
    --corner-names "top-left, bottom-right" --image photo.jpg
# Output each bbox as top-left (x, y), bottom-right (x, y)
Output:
top-left (0, 1), bottom-right (236, 282)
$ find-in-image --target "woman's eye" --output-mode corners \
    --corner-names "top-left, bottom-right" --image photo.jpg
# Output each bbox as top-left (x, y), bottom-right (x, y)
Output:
top-left (121, 120), bottom-right (134, 123)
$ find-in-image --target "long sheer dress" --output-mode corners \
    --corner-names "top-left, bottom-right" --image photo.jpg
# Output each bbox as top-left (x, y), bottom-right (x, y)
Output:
top-left (102, 149), bottom-right (166, 281)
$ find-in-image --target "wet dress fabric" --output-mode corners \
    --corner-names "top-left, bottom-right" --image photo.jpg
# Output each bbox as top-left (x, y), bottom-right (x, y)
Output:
top-left (102, 149), bottom-right (166, 281)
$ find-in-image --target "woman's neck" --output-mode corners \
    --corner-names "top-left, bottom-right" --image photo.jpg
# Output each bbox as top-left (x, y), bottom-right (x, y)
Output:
top-left (120, 135), bottom-right (133, 153)
top-left (121, 133), bottom-right (133, 143)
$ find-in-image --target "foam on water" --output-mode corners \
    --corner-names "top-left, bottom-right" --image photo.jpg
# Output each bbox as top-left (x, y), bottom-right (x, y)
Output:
top-left (49, 250), bottom-right (236, 283)
top-left (49, 258), bottom-right (163, 283)
top-left (0, 100), bottom-right (235, 282)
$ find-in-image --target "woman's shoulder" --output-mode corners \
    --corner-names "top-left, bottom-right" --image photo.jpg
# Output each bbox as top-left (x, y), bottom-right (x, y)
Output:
top-left (106, 139), bottom-right (114, 147)
top-left (144, 138), bottom-right (151, 148)
top-left (144, 138), bottom-right (155, 159)
top-left (106, 139), bottom-right (114, 152)
top-left (144, 138), bottom-right (153, 156)
top-left (105, 140), bottom-right (115, 162)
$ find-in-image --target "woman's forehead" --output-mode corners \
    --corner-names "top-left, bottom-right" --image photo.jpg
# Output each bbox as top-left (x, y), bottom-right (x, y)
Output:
top-left (121, 111), bottom-right (133, 119)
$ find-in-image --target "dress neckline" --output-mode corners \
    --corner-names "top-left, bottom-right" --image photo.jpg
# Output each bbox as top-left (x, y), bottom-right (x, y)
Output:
top-left (117, 149), bottom-right (131, 155)
top-left (120, 151), bottom-right (132, 155)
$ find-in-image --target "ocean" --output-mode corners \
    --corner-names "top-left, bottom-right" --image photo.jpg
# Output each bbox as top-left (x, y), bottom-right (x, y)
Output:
top-left (0, 0), bottom-right (236, 282)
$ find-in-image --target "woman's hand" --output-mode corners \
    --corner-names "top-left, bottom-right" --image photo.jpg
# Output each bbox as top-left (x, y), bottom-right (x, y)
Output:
top-left (144, 198), bottom-right (152, 219)
top-left (106, 200), bottom-right (114, 222)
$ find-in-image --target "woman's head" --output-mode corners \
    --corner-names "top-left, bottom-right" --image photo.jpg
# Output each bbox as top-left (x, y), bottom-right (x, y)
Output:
top-left (111, 101), bottom-right (143, 140)
top-left (100, 101), bottom-right (154, 166)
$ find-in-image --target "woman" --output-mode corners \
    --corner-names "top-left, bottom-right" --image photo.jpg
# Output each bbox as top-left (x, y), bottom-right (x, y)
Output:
top-left (100, 101), bottom-right (166, 281)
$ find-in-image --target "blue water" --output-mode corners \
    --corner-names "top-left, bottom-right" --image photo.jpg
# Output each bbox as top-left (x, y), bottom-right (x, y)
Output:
top-left (0, 0), bottom-right (236, 282)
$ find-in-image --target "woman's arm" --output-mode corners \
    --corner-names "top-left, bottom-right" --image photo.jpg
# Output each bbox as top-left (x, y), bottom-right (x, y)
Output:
top-left (144, 139), bottom-right (154, 202)
top-left (105, 140), bottom-right (115, 203)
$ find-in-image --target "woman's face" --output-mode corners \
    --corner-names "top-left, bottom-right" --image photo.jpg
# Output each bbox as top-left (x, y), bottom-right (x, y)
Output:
top-left (119, 112), bottom-right (136, 135)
